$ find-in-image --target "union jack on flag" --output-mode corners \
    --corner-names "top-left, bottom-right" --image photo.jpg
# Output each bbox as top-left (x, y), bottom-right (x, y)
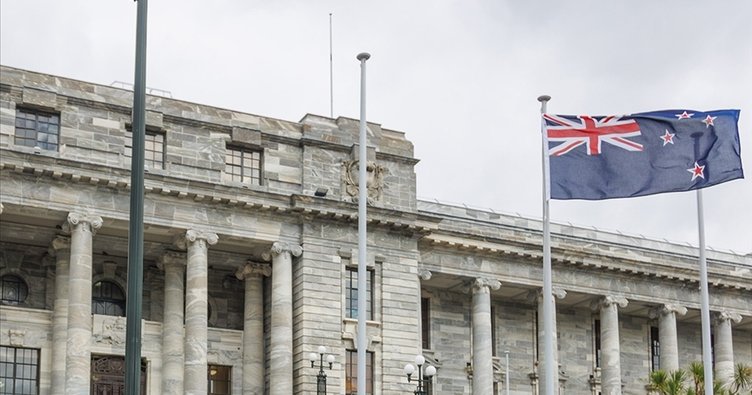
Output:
top-left (543, 109), bottom-right (743, 200)
top-left (543, 114), bottom-right (643, 156)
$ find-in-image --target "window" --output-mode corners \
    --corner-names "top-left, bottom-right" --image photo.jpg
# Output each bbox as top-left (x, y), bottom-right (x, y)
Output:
top-left (594, 319), bottom-right (601, 368)
top-left (224, 146), bottom-right (261, 185)
top-left (491, 306), bottom-right (497, 357)
top-left (345, 267), bottom-right (373, 320)
top-left (421, 297), bottom-right (431, 350)
top-left (0, 346), bottom-right (40, 394)
top-left (650, 326), bottom-right (660, 371)
top-left (14, 108), bottom-right (59, 151)
top-left (208, 365), bottom-right (231, 395)
top-left (345, 350), bottom-right (373, 395)
top-left (0, 275), bottom-right (28, 305)
top-left (92, 281), bottom-right (125, 316)
top-left (125, 130), bottom-right (165, 169)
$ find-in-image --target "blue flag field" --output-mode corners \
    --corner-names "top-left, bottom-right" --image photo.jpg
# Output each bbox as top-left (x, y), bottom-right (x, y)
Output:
top-left (543, 109), bottom-right (743, 200)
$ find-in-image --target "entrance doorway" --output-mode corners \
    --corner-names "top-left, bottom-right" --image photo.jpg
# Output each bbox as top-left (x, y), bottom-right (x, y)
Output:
top-left (90, 355), bottom-right (146, 395)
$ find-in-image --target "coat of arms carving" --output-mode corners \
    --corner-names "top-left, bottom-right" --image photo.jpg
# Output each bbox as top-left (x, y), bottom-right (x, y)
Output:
top-left (342, 160), bottom-right (385, 205)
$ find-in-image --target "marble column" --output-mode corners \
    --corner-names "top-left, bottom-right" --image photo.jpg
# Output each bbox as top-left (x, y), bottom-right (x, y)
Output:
top-left (266, 242), bottom-right (302, 395)
top-left (49, 236), bottom-right (71, 395)
top-left (532, 287), bottom-right (567, 391)
top-left (471, 277), bottom-right (501, 395)
top-left (648, 304), bottom-right (687, 372)
top-left (713, 311), bottom-right (742, 385)
top-left (236, 261), bottom-right (272, 395)
top-left (63, 213), bottom-right (102, 395)
top-left (158, 251), bottom-right (187, 395)
top-left (181, 229), bottom-right (218, 395)
top-left (592, 295), bottom-right (628, 395)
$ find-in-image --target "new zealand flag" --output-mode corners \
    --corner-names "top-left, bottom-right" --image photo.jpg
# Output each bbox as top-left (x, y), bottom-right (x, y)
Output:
top-left (543, 110), bottom-right (743, 200)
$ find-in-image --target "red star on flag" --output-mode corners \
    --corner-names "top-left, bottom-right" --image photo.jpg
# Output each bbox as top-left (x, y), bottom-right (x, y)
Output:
top-left (659, 129), bottom-right (675, 146)
top-left (675, 111), bottom-right (694, 119)
top-left (702, 115), bottom-right (717, 128)
top-left (687, 162), bottom-right (705, 181)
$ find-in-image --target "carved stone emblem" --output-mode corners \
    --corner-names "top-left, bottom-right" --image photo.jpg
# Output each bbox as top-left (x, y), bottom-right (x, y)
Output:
top-left (342, 160), bottom-right (385, 204)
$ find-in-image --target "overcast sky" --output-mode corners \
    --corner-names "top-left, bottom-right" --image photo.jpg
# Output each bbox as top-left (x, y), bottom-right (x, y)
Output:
top-left (2, 1), bottom-right (750, 254)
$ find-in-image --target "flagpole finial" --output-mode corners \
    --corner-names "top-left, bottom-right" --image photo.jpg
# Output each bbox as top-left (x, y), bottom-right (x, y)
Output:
top-left (537, 95), bottom-right (551, 103)
top-left (357, 52), bottom-right (371, 61)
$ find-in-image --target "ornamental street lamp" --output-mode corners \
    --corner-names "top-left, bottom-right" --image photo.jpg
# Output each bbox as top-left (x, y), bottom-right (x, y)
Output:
top-left (309, 346), bottom-right (335, 395)
top-left (403, 355), bottom-right (436, 395)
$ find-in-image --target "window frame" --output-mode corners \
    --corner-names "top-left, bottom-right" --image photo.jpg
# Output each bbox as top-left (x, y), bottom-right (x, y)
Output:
top-left (0, 274), bottom-right (29, 306)
top-left (421, 297), bottom-right (431, 350)
top-left (224, 145), bottom-right (262, 185)
top-left (207, 364), bottom-right (232, 395)
top-left (345, 266), bottom-right (374, 321)
top-left (92, 280), bottom-right (126, 317)
top-left (0, 346), bottom-right (40, 395)
top-left (650, 326), bottom-right (660, 371)
top-left (345, 349), bottom-right (374, 395)
top-left (14, 107), bottom-right (60, 152)
top-left (125, 128), bottom-right (166, 169)
top-left (594, 319), bottom-right (602, 368)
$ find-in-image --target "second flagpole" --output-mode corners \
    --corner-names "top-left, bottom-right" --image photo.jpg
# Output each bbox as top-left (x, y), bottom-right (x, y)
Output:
top-left (356, 51), bottom-right (371, 395)
top-left (538, 95), bottom-right (555, 395)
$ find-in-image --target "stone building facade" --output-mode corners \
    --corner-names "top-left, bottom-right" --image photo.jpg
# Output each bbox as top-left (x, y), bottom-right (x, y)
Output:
top-left (0, 65), bottom-right (749, 395)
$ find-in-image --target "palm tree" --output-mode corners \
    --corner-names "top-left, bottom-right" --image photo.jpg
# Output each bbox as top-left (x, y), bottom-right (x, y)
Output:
top-left (650, 369), bottom-right (688, 395)
top-left (727, 363), bottom-right (752, 395)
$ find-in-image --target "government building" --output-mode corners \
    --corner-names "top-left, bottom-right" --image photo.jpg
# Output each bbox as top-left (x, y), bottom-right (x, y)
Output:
top-left (0, 65), bottom-right (750, 395)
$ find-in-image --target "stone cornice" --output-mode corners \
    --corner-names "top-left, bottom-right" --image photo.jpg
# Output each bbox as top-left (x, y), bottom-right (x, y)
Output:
top-left (1, 150), bottom-right (431, 235)
top-left (290, 194), bottom-right (438, 235)
top-left (419, 231), bottom-right (751, 292)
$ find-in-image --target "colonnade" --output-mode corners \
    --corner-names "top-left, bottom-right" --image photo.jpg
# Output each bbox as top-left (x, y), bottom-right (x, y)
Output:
top-left (48, 211), bottom-right (301, 395)
top-left (43, 211), bottom-right (746, 395)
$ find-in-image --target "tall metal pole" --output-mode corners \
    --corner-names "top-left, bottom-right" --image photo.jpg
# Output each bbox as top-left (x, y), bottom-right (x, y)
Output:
top-left (696, 189), bottom-right (714, 395)
top-left (329, 13), bottom-right (334, 118)
top-left (538, 95), bottom-right (555, 395)
top-left (356, 52), bottom-right (371, 395)
top-left (125, 0), bottom-right (148, 393)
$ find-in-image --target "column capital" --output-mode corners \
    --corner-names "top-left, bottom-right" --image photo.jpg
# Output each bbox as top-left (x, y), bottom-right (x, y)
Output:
top-left (713, 311), bottom-right (743, 325)
top-left (263, 242), bottom-right (302, 260)
top-left (591, 295), bottom-right (628, 311)
top-left (157, 251), bottom-right (186, 271)
top-left (176, 229), bottom-right (218, 249)
top-left (48, 235), bottom-right (71, 256)
top-left (649, 303), bottom-right (687, 319)
top-left (63, 212), bottom-right (103, 235)
top-left (472, 277), bottom-right (501, 294)
top-left (236, 261), bottom-right (272, 280)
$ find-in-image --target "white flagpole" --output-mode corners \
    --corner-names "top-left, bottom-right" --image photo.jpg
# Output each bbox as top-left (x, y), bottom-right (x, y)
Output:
top-left (696, 189), bottom-right (714, 395)
top-left (329, 13), bottom-right (334, 118)
top-left (356, 51), bottom-right (371, 395)
top-left (538, 95), bottom-right (555, 395)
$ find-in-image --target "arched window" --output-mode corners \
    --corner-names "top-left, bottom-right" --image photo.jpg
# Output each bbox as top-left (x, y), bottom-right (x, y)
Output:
top-left (0, 274), bottom-right (29, 305)
top-left (92, 280), bottom-right (125, 316)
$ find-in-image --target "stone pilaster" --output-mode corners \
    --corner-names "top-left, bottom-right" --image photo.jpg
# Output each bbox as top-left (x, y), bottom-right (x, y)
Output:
top-left (180, 229), bottom-right (218, 395)
top-left (158, 251), bottom-right (187, 395)
top-left (471, 277), bottom-right (501, 395)
top-left (531, 287), bottom-right (567, 391)
top-left (265, 242), bottom-right (302, 395)
top-left (592, 295), bottom-right (628, 395)
top-left (236, 261), bottom-right (272, 395)
top-left (713, 311), bottom-right (742, 385)
top-left (49, 236), bottom-right (71, 395)
top-left (648, 304), bottom-right (687, 372)
top-left (63, 213), bottom-right (102, 395)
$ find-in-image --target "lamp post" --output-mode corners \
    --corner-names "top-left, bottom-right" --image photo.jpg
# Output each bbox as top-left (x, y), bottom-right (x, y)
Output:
top-left (403, 355), bottom-right (436, 395)
top-left (309, 346), bottom-right (335, 395)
